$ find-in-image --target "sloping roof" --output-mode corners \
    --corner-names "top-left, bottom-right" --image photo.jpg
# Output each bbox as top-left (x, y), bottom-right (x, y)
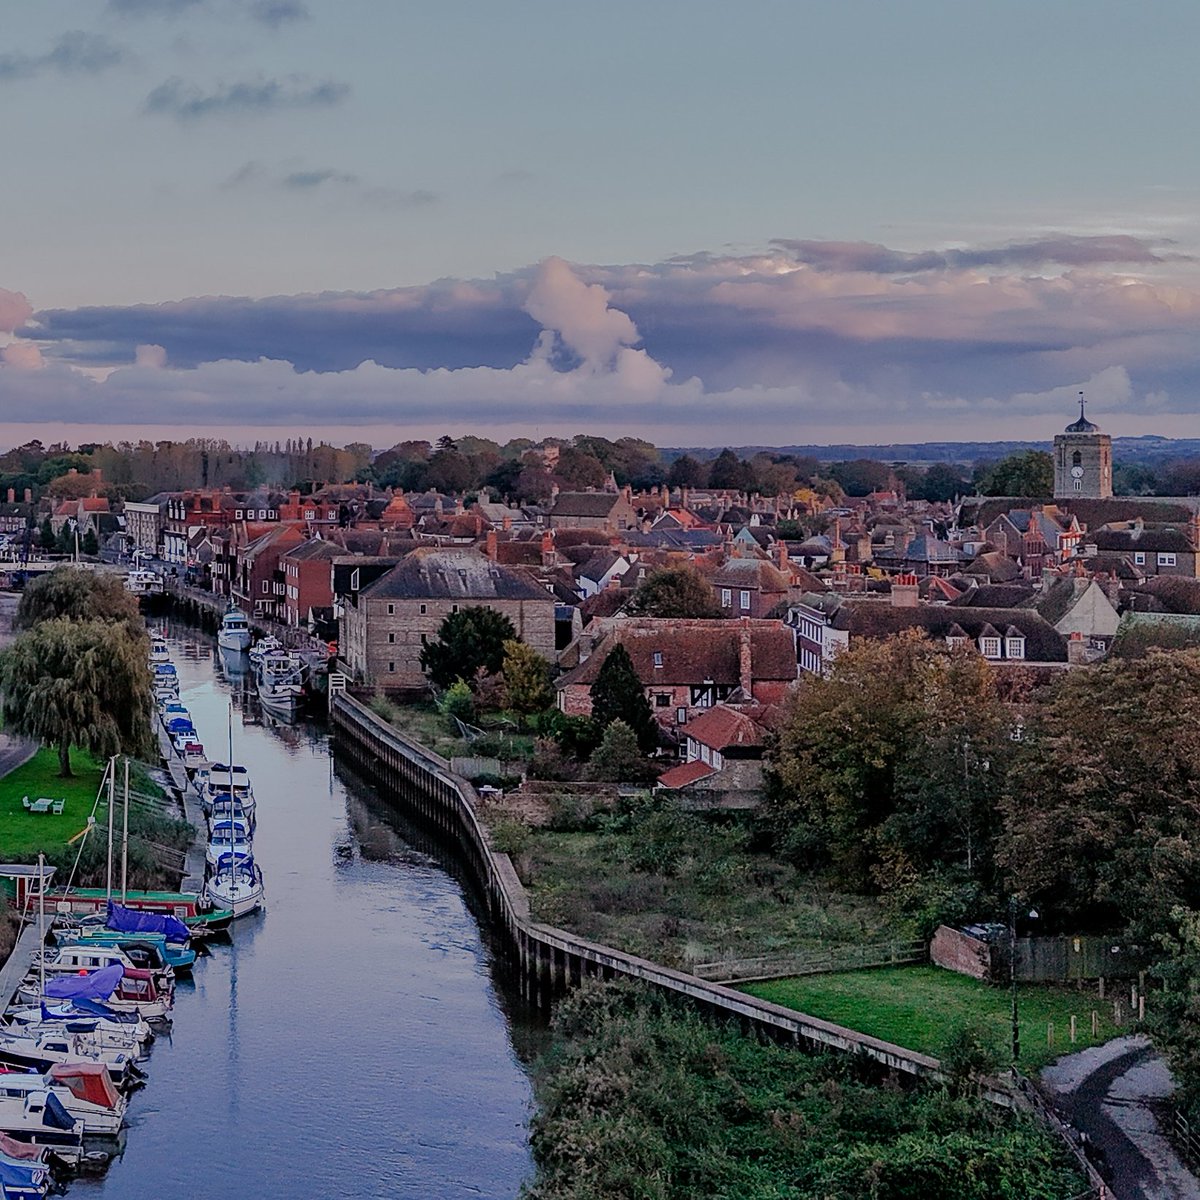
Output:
top-left (558, 619), bottom-right (797, 688)
top-left (361, 547), bottom-right (551, 602)
top-left (1090, 524), bottom-right (1195, 555)
top-left (961, 551), bottom-right (1022, 582)
top-left (577, 550), bottom-right (625, 583)
top-left (950, 583), bottom-right (1036, 608)
top-left (550, 492), bottom-right (625, 518)
top-left (684, 705), bottom-right (767, 752)
top-left (710, 558), bottom-right (790, 591)
top-left (961, 496), bottom-right (1198, 529)
top-left (656, 760), bottom-right (717, 789)
top-left (831, 602), bottom-right (1067, 661)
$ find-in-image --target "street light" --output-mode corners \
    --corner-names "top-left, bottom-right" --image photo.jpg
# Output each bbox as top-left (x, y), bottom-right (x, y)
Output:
top-left (1010, 897), bottom-right (1039, 1069)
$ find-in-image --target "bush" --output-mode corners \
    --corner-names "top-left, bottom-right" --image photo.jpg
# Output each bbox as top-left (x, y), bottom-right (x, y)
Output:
top-left (490, 817), bottom-right (531, 857)
top-left (527, 737), bottom-right (579, 782)
top-left (544, 791), bottom-right (600, 833)
top-left (941, 1019), bottom-right (1003, 1095)
top-left (437, 678), bottom-right (475, 725)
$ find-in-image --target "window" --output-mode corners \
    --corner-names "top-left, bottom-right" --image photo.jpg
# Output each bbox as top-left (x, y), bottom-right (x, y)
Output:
top-left (419, 603), bottom-right (427, 614)
top-left (350, 568), bottom-right (360, 592)
top-left (452, 604), bottom-right (459, 613)
top-left (1072, 450), bottom-right (1082, 467)
top-left (1006, 637), bottom-right (1025, 660)
top-left (305, 509), bottom-right (316, 520)
top-left (388, 633), bottom-right (395, 644)
top-left (676, 707), bottom-right (687, 725)
top-left (388, 662), bottom-right (395, 673)
top-left (1072, 480), bottom-right (1082, 492)
top-left (236, 510), bottom-right (243, 520)
top-left (980, 637), bottom-right (1001, 659)
top-left (259, 509), bottom-right (267, 519)
top-left (420, 633), bottom-right (428, 645)
top-left (1134, 552), bottom-right (1146, 565)
top-left (740, 590), bottom-right (751, 610)
top-left (261, 580), bottom-right (269, 593)
top-left (655, 693), bottom-right (670, 707)
top-left (720, 588), bottom-right (732, 607)
top-left (386, 603), bottom-right (395, 615)
top-left (1159, 553), bottom-right (1177, 567)
top-left (653, 651), bottom-right (663, 668)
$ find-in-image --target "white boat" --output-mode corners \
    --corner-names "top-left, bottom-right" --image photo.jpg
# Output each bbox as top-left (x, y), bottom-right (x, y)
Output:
top-left (2, 1012), bottom-right (145, 1058)
top-left (0, 1029), bottom-right (137, 1090)
top-left (205, 818), bottom-right (253, 869)
top-left (34, 945), bottom-right (174, 992)
top-left (0, 1089), bottom-right (84, 1166)
top-left (182, 740), bottom-right (206, 772)
top-left (124, 569), bottom-right (164, 597)
top-left (0, 1065), bottom-right (127, 1137)
top-left (200, 763), bottom-right (255, 816)
top-left (205, 853), bottom-right (264, 919)
top-left (149, 639), bottom-right (170, 665)
top-left (255, 651), bottom-right (304, 715)
top-left (217, 608), bottom-right (252, 651)
top-left (208, 797), bottom-right (255, 834)
top-left (5, 1004), bottom-right (152, 1052)
top-left (248, 635), bottom-right (283, 665)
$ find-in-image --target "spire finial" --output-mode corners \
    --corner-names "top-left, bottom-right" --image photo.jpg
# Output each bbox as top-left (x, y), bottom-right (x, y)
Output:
top-left (1078, 391), bottom-right (1085, 422)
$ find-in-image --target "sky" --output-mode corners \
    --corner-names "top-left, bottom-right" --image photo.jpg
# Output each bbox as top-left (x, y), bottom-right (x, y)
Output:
top-left (2, 0), bottom-right (1200, 448)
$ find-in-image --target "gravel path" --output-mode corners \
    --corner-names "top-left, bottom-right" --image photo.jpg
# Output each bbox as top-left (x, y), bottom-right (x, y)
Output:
top-left (1042, 1036), bottom-right (1198, 1200)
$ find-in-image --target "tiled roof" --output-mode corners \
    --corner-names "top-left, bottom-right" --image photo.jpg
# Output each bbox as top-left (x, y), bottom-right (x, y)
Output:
top-left (551, 492), bottom-right (624, 517)
top-left (961, 552), bottom-right (1022, 582)
top-left (710, 559), bottom-right (790, 590)
top-left (656, 760), bottom-right (717, 789)
top-left (1090, 524), bottom-right (1195, 554)
top-left (684, 705), bottom-right (766, 752)
top-left (558, 619), bottom-right (798, 688)
top-left (362, 547), bottom-right (552, 602)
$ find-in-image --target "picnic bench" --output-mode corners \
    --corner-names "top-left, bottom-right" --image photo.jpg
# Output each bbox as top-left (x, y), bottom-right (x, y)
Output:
top-left (21, 796), bottom-right (65, 815)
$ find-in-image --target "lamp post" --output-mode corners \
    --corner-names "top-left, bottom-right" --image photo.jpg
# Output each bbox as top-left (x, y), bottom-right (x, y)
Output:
top-left (1010, 896), bottom-right (1039, 1070)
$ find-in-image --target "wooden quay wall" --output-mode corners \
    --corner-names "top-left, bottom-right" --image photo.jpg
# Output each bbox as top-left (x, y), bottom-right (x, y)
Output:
top-left (329, 692), bottom-right (978, 1092)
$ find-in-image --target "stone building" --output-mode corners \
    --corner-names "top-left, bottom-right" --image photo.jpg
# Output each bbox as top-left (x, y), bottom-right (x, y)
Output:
top-left (342, 547), bottom-right (556, 689)
top-left (1053, 396), bottom-right (1112, 499)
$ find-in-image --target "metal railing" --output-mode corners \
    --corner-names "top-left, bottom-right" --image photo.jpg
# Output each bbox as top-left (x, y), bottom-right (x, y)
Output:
top-left (1014, 1073), bottom-right (1111, 1200)
top-left (1174, 1109), bottom-right (1200, 1171)
top-left (691, 938), bottom-right (927, 983)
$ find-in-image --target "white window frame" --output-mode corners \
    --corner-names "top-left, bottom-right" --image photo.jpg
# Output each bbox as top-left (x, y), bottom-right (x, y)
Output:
top-left (1005, 637), bottom-right (1025, 660)
top-left (739, 589), bottom-right (751, 610)
top-left (980, 637), bottom-right (1001, 659)
top-left (1158, 552), bottom-right (1177, 567)
top-left (720, 588), bottom-right (732, 607)
top-left (1134, 552), bottom-right (1146, 565)
top-left (653, 651), bottom-right (664, 668)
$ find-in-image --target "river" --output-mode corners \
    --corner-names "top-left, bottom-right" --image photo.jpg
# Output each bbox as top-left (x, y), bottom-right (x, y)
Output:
top-left (72, 629), bottom-right (534, 1200)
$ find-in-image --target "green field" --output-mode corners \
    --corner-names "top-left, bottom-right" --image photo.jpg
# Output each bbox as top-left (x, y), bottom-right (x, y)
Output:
top-left (742, 965), bottom-right (1123, 1072)
top-left (0, 747), bottom-right (109, 859)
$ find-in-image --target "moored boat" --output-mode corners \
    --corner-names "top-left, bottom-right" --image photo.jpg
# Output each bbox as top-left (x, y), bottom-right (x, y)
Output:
top-left (0, 1065), bottom-right (128, 1137)
top-left (46, 888), bottom-right (233, 934)
top-left (205, 852), bottom-right (264, 919)
top-left (0, 1089), bottom-right (83, 1168)
top-left (217, 607), bottom-right (251, 652)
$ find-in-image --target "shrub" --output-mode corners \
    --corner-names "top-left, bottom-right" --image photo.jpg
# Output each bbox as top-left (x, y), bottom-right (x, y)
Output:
top-left (437, 678), bottom-right (475, 725)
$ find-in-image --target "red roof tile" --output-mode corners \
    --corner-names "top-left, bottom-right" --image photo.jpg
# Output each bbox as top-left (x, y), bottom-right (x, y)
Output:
top-left (656, 760), bottom-right (717, 789)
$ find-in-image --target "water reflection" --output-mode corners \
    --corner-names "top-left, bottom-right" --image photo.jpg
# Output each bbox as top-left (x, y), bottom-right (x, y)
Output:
top-left (71, 628), bottom-right (533, 1200)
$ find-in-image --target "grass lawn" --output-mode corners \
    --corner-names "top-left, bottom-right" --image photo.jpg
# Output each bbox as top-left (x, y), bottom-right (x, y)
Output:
top-left (742, 965), bottom-right (1123, 1072)
top-left (0, 747), bottom-right (110, 860)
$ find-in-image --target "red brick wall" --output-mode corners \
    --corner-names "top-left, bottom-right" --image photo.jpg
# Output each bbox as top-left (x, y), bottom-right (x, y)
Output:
top-left (930, 925), bottom-right (997, 982)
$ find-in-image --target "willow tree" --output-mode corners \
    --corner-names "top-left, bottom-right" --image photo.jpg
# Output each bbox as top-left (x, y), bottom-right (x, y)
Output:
top-left (16, 566), bottom-right (143, 635)
top-left (0, 617), bottom-right (154, 775)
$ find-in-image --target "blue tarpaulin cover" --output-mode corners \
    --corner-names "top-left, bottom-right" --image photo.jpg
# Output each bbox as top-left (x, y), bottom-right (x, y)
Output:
top-left (106, 900), bottom-right (190, 945)
top-left (0, 1156), bottom-right (49, 1189)
top-left (41, 1092), bottom-right (77, 1131)
top-left (42, 962), bottom-right (123, 1001)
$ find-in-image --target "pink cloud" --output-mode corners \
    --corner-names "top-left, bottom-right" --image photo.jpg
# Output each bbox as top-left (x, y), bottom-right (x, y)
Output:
top-left (0, 289), bottom-right (33, 334)
top-left (1, 341), bottom-right (44, 370)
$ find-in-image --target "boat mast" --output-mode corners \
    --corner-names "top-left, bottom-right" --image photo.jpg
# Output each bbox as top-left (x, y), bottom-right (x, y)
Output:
top-left (121, 757), bottom-right (130, 903)
top-left (228, 701), bottom-right (238, 904)
top-left (37, 851), bottom-right (46, 1002)
top-left (105, 755), bottom-right (116, 901)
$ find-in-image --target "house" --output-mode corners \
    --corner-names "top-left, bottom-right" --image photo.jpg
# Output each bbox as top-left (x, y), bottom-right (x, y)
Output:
top-left (1087, 517), bottom-right (1200, 579)
top-left (574, 550), bottom-right (631, 598)
top-left (123, 494), bottom-right (170, 557)
top-left (556, 617), bottom-right (798, 731)
top-left (710, 558), bottom-right (790, 617)
top-left (656, 703), bottom-right (771, 804)
top-left (230, 524), bottom-right (306, 620)
top-left (341, 547), bottom-right (556, 689)
top-left (1028, 575), bottom-right (1120, 643)
top-left (548, 490), bottom-right (637, 533)
top-left (281, 538), bottom-right (344, 628)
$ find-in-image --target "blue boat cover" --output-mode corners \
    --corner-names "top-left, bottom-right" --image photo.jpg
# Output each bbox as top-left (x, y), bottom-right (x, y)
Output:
top-left (41, 1092), bottom-right (76, 1131)
top-left (107, 900), bottom-right (191, 945)
top-left (43, 962), bottom-right (124, 1001)
top-left (153, 663), bottom-right (177, 675)
top-left (0, 1156), bottom-right (49, 1189)
top-left (214, 851), bottom-right (255, 872)
top-left (58, 997), bottom-right (139, 1024)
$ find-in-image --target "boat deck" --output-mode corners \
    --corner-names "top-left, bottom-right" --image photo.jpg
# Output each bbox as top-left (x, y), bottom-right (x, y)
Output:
top-left (0, 922), bottom-right (45, 1009)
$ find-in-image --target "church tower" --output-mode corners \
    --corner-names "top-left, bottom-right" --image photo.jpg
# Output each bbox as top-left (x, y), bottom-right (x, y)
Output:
top-left (1053, 393), bottom-right (1112, 499)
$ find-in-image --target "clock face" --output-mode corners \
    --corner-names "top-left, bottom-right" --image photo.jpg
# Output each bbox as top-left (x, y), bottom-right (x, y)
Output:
top-left (1070, 466), bottom-right (1084, 478)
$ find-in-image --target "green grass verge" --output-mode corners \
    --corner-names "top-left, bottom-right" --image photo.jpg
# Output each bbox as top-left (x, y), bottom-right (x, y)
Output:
top-left (0, 747), bottom-right (109, 859)
top-left (741, 965), bottom-right (1123, 1072)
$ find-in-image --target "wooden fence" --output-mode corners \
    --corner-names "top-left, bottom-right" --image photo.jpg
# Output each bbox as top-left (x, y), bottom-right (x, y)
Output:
top-left (692, 938), bottom-right (928, 984)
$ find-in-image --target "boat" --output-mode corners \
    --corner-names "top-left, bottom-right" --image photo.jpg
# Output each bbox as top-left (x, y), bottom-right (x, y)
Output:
top-left (182, 740), bottom-right (206, 772)
top-left (205, 852), bottom-right (264, 919)
top-left (0, 1089), bottom-right (83, 1168)
top-left (199, 763), bottom-right (255, 817)
top-left (0, 1064), bottom-right (126, 1138)
top-left (0, 1131), bottom-right (51, 1200)
top-left (149, 639), bottom-right (170, 665)
top-left (5, 1002), bottom-right (152, 1051)
top-left (0, 1030), bottom-right (138, 1091)
top-left (205, 817), bottom-right (252, 870)
top-left (255, 651), bottom-right (304, 717)
top-left (217, 607), bottom-right (252, 652)
top-left (46, 888), bottom-right (233, 934)
top-left (208, 797), bottom-right (255, 835)
top-left (56, 929), bottom-right (196, 974)
top-left (1, 1009), bottom-right (146, 1058)
top-left (247, 635), bottom-right (283, 665)
top-left (124, 569), bottom-right (164, 597)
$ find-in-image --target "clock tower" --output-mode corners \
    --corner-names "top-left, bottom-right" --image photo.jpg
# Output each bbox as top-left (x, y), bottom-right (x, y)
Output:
top-left (1053, 393), bottom-right (1112, 499)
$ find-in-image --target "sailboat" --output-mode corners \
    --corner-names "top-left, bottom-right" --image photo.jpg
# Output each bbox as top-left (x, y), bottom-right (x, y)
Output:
top-left (204, 703), bottom-right (264, 919)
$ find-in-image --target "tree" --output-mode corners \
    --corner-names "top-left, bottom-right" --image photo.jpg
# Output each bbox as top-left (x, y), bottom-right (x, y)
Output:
top-left (82, 528), bottom-right (99, 557)
top-left (583, 720), bottom-right (656, 782)
top-left (553, 447), bottom-right (606, 490)
top-left (916, 462), bottom-right (970, 502)
top-left (979, 450), bottom-right (1053, 497)
top-left (1150, 906), bottom-right (1200, 1121)
top-left (829, 458), bottom-right (893, 497)
top-left (589, 643), bottom-right (657, 752)
top-left (16, 566), bottom-right (142, 634)
top-left (626, 565), bottom-right (723, 619)
top-left (706, 448), bottom-right (750, 491)
top-left (0, 618), bottom-right (153, 775)
top-left (39, 517), bottom-right (55, 551)
top-left (1000, 650), bottom-right (1200, 936)
top-left (501, 639), bottom-right (553, 718)
top-left (420, 607), bottom-right (517, 691)
top-left (667, 454), bottom-right (705, 488)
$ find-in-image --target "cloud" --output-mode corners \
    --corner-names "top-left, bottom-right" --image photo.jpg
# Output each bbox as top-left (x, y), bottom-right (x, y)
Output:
top-left (1, 342), bottom-right (44, 370)
top-left (108, 0), bottom-right (204, 15)
top-left (134, 343), bottom-right (168, 368)
top-left (144, 74), bottom-right (349, 120)
top-left (14, 239), bottom-right (1200, 440)
top-left (0, 290), bottom-right (33, 334)
top-left (248, 0), bottom-right (310, 27)
top-left (0, 32), bottom-right (126, 82)
top-left (282, 168), bottom-right (358, 189)
top-left (769, 234), bottom-right (1191, 274)
top-left (222, 160), bottom-right (439, 207)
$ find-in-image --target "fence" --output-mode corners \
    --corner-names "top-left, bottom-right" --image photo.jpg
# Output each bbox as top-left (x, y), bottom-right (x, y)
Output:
top-left (692, 939), bottom-right (928, 984)
top-left (1174, 1110), bottom-right (1200, 1172)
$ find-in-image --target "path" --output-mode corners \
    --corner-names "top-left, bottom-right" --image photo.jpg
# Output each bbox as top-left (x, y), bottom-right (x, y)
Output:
top-left (1042, 1035), bottom-right (1198, 1200)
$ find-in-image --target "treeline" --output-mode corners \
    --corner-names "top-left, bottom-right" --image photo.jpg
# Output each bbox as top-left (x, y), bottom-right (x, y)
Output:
top-left (764, 633), bottom-right (1200, 1121)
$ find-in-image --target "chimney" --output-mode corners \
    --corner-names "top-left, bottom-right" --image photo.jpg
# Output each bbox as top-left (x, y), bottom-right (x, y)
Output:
top-left (6, 488), bottom-right (13, 504)
top-left (1067, 630), bottom-right (1089, 665)
top-left (290, 490), bottom-right (301, 509)
top-left (474, 513), bottom-right (483, 537)
top-left (502, 513), bottom-right (512, 533)
top-left (738, 617), bottom-right (754, 697)
top-left (485, 528), bottom-right (498, 560)
top-left (891, 573), bottom-right (920, 608)
top-left (776, 539), bottom-right (788, 571)
top-left (23, 488), bottom-right (31, 503)
top-left (540, 529), bottom-right (555, 567)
